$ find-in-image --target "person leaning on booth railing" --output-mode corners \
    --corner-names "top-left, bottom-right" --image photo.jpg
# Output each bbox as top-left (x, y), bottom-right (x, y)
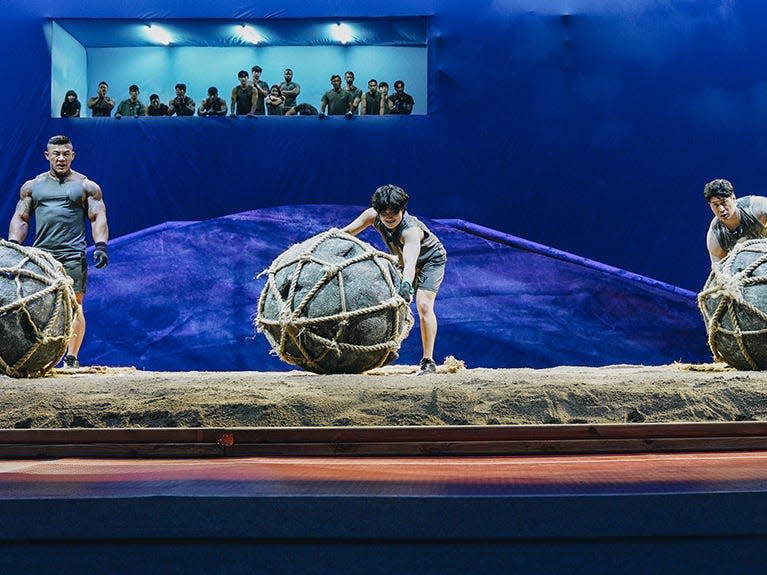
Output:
top-left (87, 81), bottom-right (115, 117)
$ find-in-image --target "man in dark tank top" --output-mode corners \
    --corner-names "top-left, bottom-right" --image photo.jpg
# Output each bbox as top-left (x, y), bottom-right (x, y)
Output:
top-left (342, 184), bottom-right (447, 375)
top-left (704, 178), bottom-right (767, 264)
top-left (360, 79), bottom-right (383, 115)
top-left (7, 135), bottom-right (110, 369)
top-left (231, 70), bottom-right (256, 116)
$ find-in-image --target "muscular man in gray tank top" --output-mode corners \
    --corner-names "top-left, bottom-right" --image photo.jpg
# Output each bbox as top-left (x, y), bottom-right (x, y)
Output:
top-left (8, 135), bottom-right (110, 369)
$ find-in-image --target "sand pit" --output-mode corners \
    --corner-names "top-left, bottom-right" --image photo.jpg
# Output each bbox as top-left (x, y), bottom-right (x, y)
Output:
top-left (2, 360), bottom-right (767, 429)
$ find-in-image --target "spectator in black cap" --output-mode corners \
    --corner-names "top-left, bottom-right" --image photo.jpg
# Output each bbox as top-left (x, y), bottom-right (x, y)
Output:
top-left (115, 84), bottom-right (146, 118)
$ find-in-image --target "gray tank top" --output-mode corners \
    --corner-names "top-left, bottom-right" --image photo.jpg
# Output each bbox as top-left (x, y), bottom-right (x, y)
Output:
top-left (30, 172), bottom-right (88, 260)
top-left (711, 195), bottom-right (767, 253)
top-left (373, 212), bottom-right (445, 268)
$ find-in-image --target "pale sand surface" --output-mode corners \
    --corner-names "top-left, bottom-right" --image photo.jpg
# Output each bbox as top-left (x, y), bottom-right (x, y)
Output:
top-left (1, 359), bottom-right (766, 428)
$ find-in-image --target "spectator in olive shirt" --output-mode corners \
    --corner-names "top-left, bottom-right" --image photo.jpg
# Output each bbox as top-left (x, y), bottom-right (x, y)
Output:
top-left (250, 66), bottom-right (270, 116)
top-left (279, 68), bottom-right (301, 110)
top-left (319, 75), bottom-right (353, 117)
top-left (344, 70), bottom-right (363, 114)
top-left (115, 85), bottom-right (146, 118)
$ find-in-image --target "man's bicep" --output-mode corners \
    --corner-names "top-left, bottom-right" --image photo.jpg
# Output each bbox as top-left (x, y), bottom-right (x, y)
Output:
top-left (14, 198), bottom-right (32, 221)
top-left (86, 196), bottom-right (105, 220)
top-left (707, 229), bottom-right (726, 262)
top-left (14, 184), bottom-right (33, 218)
top-left (84, 181), bottom-right (105, 216)
top-left (84, 180), bottom-right (103, 201)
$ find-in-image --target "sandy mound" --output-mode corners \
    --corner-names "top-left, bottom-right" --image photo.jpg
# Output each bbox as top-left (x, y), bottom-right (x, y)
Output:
top-left (3, 359), bottom-right (766, 429)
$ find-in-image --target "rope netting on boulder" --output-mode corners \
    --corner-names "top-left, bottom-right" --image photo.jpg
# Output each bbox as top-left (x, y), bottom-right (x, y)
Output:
top-left (256, 229), bottom-right (413, 374)
top-left (0, 240), bottom-right (78, 378)
top-left (698, 238), bottom-right (767, 370)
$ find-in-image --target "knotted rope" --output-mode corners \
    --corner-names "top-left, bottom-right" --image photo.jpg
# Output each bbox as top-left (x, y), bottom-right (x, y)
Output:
top-left (698, 239), bottom-right (767, 369)
top-left (0, 241), bottom-right (77, 377)
top-left (256, 229), bottom-right (413, 373)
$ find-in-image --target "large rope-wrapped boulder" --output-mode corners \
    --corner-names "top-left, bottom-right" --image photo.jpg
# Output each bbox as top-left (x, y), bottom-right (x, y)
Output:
top-left (0, 240), bottom-right (78, 377)
top-left (698, 239), bottom-right (767, 370)
top-left (256, 229), bottom-right (413, 374)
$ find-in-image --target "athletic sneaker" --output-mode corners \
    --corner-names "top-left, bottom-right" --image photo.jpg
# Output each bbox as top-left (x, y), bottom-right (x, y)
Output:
top-left (62, 354), bottom-right (80, 369)
top-left (417, 357), bottom-right (437, 376)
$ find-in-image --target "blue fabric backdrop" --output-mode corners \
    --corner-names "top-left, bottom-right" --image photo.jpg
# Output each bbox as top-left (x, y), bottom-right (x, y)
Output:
top-left (4, 1), bottom-right (767, 293)
top-left (2, 0), bottom-right (760, 368)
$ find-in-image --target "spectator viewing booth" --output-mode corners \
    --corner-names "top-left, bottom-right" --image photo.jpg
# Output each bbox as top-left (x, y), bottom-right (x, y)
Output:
top-left (50, 18), bottom-right (428, 117)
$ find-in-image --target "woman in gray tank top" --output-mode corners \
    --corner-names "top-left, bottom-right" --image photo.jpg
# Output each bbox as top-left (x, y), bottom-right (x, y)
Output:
top-left (341, 184), bottom-right (447, 375)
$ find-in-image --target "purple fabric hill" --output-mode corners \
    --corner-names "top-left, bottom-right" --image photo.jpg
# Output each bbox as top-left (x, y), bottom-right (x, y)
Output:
top-left (82, 205), bottom-right (710, 370)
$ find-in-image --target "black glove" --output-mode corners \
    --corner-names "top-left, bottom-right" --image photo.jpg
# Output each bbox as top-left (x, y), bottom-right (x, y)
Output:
top-left (398, 280), bottom-right (414, 303)
top-left (344, 111), bottom-right (353, 119)
top-left (318, 112), bottom-right (325, 119)
top-left (93, 242), bottom-right (109, 268)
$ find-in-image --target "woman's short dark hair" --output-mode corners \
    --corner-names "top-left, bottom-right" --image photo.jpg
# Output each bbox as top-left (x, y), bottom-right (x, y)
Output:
top-left (704, 179), bottom-right (735, 200)
top-left (372, 184), bottom-right (409, 213)
top-left (65, 90), bottom-right (78, 100)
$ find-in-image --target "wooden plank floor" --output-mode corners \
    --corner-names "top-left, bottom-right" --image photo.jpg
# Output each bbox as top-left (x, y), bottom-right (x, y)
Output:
top-left (2, 450), bottom-right (767, 498)
top-left (2, 445), bottom-right (767, 574)
top-left (2, 421), bottom-right (767, 457)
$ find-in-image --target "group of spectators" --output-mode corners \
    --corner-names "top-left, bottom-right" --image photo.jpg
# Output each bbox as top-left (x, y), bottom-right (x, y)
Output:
top-left (60, 67), bottom-right (416, 118)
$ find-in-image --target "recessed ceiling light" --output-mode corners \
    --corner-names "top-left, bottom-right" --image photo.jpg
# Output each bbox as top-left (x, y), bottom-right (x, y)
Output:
top-left (331, 22), bottom-right (353, 44)
top-left (236, 24), bottom-right (263, 45)
top-left (145, 24), bottom-right (171, 45)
